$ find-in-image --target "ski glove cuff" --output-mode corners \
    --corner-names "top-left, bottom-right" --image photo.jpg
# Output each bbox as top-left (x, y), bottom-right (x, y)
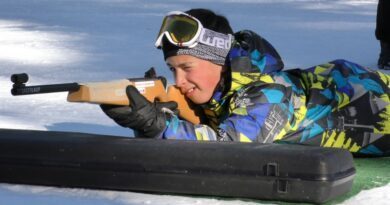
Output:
top-left (100, 85), bottom-right (178, 138)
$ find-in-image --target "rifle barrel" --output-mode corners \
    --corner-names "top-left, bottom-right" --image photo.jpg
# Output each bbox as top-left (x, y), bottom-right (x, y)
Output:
top-left (11, 83), bottom-right (80, 96)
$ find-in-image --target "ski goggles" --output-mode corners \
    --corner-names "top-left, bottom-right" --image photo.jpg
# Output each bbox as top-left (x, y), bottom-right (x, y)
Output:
top-left (155, 11), bottom-right (233, 49)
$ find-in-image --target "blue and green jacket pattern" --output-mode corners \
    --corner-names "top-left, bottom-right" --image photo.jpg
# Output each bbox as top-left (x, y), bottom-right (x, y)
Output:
top-left (162, 30), bottom-right (390, 156)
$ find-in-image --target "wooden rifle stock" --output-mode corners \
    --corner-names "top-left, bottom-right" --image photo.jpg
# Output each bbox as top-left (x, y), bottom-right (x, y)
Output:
top-left (67, 79), bottom-right (202, 124)
top-left (11, 73), bottom-right (203, 124)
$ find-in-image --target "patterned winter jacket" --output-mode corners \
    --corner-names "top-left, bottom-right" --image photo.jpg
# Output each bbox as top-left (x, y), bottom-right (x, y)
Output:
top-left (162, 30), bottom-right (390, 156)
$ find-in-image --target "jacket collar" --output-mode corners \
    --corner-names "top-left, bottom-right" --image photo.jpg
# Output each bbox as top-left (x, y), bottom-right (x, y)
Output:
top-left (202, 30), bottom-right (285, 126)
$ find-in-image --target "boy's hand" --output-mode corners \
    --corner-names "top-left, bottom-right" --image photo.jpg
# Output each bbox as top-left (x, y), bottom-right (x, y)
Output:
top-left (100, 85), bottom-right (178, 138)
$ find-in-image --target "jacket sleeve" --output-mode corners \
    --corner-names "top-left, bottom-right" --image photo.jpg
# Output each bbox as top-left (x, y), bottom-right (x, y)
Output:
top-left (162, 115), bottom-right (218, 140)
top-left (218, 102), bottom-right (292, 142)
top-left (162, 83), bottom-right (296, 143)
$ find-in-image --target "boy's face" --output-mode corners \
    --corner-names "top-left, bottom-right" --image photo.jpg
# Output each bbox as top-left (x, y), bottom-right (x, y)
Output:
top-left (166, 55), bottom-right (223, 104)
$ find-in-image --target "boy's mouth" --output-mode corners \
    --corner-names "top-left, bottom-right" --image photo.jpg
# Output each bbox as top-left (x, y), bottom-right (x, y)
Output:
top-left (184, 87), bottom-right (196, 97)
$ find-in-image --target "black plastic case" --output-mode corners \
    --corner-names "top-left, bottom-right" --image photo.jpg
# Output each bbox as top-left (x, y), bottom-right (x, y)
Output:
top-left (0, 129), bottom-right (355, 203)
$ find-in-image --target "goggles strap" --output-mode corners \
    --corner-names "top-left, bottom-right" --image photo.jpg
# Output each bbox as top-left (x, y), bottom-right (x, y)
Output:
top-left (198, 28), bottom-right (232, 49)
top-left (172, 37), bottom-right (233, 65)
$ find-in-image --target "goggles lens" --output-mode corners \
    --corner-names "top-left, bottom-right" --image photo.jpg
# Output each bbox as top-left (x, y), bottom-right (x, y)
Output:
top-left (160, 15), bottom-right (199, 43)
top-left (155, 13), bottom-right (201, 48)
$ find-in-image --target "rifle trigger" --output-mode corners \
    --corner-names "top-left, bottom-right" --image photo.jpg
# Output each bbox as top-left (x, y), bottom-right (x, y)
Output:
top-left (144, 67), bottom-right (157, 78)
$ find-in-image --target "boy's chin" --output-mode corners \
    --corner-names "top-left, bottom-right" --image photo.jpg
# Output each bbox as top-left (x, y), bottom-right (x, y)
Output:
top-left (189, 96), bottom-right (209, 105)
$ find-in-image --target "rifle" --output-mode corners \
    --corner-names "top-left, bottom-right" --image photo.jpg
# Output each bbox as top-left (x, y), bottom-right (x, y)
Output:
top-left (10, 68), bottom-right (203, 124)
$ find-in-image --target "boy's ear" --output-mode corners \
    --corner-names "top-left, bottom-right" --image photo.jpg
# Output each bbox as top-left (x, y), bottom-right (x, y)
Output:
top-left (222, 65), bottom-right (228, 72)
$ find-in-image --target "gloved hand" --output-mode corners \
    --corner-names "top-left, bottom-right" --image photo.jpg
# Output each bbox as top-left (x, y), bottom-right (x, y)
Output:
top-left (100, 85), bottom-right (178, 138)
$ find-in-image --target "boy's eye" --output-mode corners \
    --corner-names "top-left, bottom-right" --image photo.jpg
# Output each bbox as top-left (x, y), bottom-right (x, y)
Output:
top-left (169, 67), bottom-right (176, 72)
top-left (182, 66), bottom-right (192, 71)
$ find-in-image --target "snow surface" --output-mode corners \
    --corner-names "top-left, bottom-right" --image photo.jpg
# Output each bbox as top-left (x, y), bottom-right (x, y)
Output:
top-left (0, 0), bottom-right (389, 204)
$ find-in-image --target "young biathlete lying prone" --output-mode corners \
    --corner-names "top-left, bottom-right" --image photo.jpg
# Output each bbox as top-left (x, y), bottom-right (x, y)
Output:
top-left (101, 9), bottom-right (390, 156)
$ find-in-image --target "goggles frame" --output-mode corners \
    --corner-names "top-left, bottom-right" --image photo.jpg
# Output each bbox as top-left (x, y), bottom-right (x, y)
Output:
top-left (155, 11), bottom-right (233, 50)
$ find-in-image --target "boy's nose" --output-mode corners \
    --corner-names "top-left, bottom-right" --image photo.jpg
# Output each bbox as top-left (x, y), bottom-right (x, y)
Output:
top-left (174, 70), bottom-right (186, 87)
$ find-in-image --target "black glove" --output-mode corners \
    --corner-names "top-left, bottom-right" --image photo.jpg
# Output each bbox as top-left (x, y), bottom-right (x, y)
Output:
top-left (100, 85), bottom-right (178, 138)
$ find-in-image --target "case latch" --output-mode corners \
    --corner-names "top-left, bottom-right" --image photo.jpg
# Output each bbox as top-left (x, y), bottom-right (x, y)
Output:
top-left (266, 162), bottom-right (289, 193)
top-left (266, 162), bottom-right (279, 176)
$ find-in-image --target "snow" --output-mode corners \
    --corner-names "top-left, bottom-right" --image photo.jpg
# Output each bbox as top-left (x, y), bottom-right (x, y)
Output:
top-left (0, 0), bottom-right (388, 204)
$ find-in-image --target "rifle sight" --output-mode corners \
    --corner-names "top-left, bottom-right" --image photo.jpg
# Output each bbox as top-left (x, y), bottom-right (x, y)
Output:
top-left (11, 73), bottom-right (29, 85)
